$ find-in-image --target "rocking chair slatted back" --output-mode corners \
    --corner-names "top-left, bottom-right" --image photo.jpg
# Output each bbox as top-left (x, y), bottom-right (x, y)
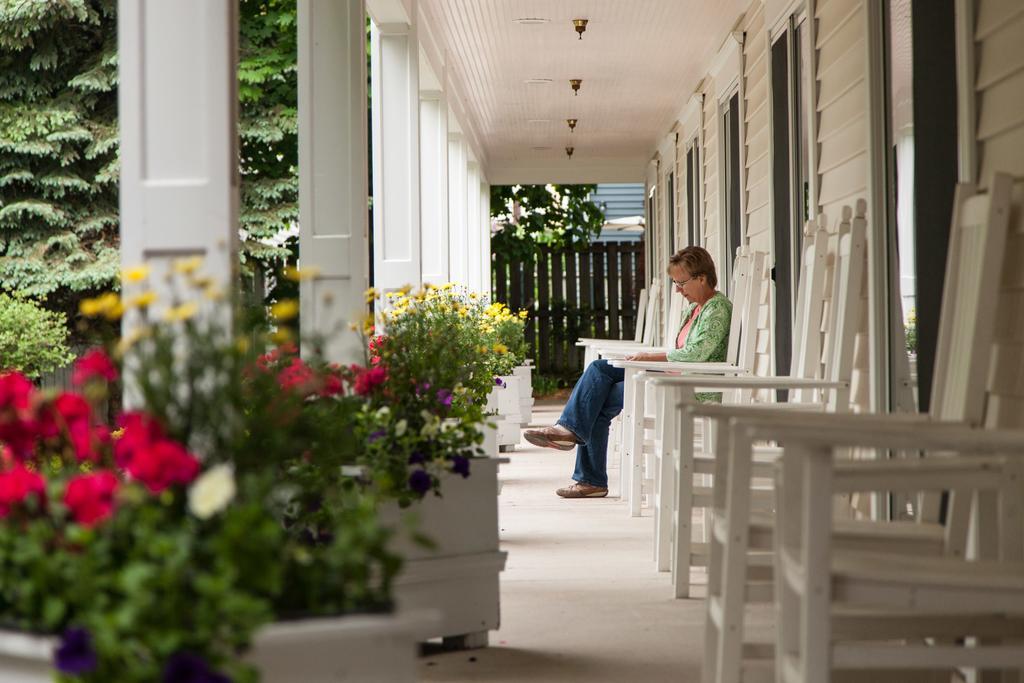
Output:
top-left (931, 175), bottom-right (1013, 426)
top-left (641, 280), bottom-right (663, 346)
top-left (633, 288), bottom-right (648, 343)
top-left (824, 202), bottom-right (868, 411)
top-left (790, 215), bottom-right (831, 402)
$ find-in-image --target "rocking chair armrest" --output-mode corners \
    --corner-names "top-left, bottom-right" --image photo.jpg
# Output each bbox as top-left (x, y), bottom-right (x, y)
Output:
top-left (737, 417), bottom-right (1024, 455)
top-left (647, 374), bottom-right (845, 391)
top-left (576, 338), bottom-right (647, 347)
top-left (830, 456), bottom-right (1013, 493)
top-left (608, 359), bottom-right (746, 373)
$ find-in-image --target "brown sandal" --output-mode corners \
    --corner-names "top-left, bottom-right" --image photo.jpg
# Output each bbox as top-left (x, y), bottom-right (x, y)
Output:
top-left (524, 425), bottom-right (580, 451)
top-left (555, 482), bottom-right (609, 498)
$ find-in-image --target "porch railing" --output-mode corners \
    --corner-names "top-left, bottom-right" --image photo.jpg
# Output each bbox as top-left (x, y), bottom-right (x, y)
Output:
top-left (492, 240), bottom-right (646, 379)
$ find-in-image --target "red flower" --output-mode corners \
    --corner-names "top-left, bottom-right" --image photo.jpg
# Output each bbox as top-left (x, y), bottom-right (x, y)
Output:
top-left (64, 471), bottom-right (118, 526)
top-left (352, 365), bottom-right (387, 396)
top-left (0, 372), bottom-right (33, 413)
top-left (255, 343), bottom-right (298, 372)
top-left (37, 393), bottom-right (98, 462)
top-left (72, 349), bottom-right (118, 386)
top-left (114, 412), bottom-right (165, 468)
top-left (0, 465), bottom-right (46, 517)
top-left (277, 357), bottom-right (317, 394)
top-left (320, 373), bottom-right (344, 397)
top-left (125, 440), bottom-right (200, 493)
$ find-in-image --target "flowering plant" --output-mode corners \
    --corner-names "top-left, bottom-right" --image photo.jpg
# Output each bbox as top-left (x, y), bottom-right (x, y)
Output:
top-left (0, 366), bottom-right (398, 682)
top-left (0, 263), bottom-right (401, 681)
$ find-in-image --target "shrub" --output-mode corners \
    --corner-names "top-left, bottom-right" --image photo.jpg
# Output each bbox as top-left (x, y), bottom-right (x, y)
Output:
top-left (0, 292), bottom-right (74, 377)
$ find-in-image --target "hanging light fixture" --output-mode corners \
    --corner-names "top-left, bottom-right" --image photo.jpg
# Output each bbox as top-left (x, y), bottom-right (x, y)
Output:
top-left (567, 118), bottom-right (578, 132)
top-left (565, 146), bottom-right (575, 158)
top-left (569, 79), bottom-right (582, 96)
top-left (573, 19), bottom-right (589, 39)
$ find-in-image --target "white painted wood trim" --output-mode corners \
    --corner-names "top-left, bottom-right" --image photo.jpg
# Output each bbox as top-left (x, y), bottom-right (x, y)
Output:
top-left (371, 19), bottom-right (422, 291)
top-left (420, 92), bottom-right (449, 285)
top-left (806, 0), bottom-right (821, 218)
top-left (863, 0), bottom-right (889, 415)
top-left (118, 0), bottom-right (239, 398)
top-left (447, 134), bottom-right (468, 285)
top-left (955, 0), bottom-right (978, 183)
top-left (298, 0), bottom-right (370, 365)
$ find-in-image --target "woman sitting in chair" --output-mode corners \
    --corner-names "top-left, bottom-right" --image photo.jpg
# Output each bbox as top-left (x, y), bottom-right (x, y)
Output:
top-left (524, 246), bottom-right (732, 498)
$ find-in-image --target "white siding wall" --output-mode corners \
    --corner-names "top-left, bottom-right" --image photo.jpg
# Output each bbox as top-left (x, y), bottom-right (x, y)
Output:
top-left (975, 0), bottom-right (1024, 427)
top-left (743, 4), bottom-right (772, 253)
top-left (702, 81), bottom-right (721, 263)
top-left (814, 0), bottom-right (871, 410)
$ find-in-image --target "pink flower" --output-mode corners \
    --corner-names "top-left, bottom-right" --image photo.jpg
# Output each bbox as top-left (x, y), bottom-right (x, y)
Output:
top-left (277, 357), bottom-right (316, 394)
top-left (125, 440), bottom-right (200, 493)
top-left (114, 412), bottom-right (165, 468)
top-left (0, 372), bottom-right (33, 413)
top-left (320, 373), bottom-right (344, 397)
top-left (72, 349), bottom-right (118, 386)
top-left (38, 393), bottom-right (98, 462)
top-left (64, 471), bottom-right (118, 526)
top-left (0, 465), bottom-right (46, 517)
top-left (353, 365), bottom-right (388, 396)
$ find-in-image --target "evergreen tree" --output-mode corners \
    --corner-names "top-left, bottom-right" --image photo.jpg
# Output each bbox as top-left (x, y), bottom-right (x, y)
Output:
top-left (0, 0), bottom-right (119, 299)
top-left (238, 0), bottom-right (297, 273)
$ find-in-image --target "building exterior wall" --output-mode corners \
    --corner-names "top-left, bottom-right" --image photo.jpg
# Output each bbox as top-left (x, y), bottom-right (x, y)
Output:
top-left (974, 0), bottom-right (1024, 427)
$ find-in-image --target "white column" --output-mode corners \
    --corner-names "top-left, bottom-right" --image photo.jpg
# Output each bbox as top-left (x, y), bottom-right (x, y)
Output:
top-left (447, 133), bottom-right (468, 285)
top-left (370, 16), bottom-right (421, 292)
top-left (118, 0), bottom-right (238, 331)
top-left (297, 0), bottom-right (369, 364)
top-left (419, 91), bottom-right (449, 285)
top-left (466, 160), bottom-right (481, 292)
top-left (479, 180), bottom-right (491, 298)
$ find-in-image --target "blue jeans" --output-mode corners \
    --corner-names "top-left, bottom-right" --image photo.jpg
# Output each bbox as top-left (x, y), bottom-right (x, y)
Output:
top-left (557, 359), bottom-right (624, 488)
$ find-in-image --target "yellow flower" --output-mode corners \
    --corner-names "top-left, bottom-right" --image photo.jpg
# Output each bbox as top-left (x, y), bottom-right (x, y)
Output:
top-left (364, 287), bottom-right (377, 303)
top-left (518, 310), bottom-right (528, 319)
top-left (111, 428), bottom-right (125, 440)
top-left (127, 291), bottom-right (158, 309)
top-left (93, 292), bottom-right (124, 321)
top-left (283, 265), bottom-right (321, 282)
top-left (163, 302), bottom-right (199, 323)
top-left (398, 284), bottom-right (412, 296)
top-left (121, 265), bottom-right (151, 283)
top-left (79, 297), bottom-right (102, 317)
top-left (270, 328), bottom-right (294, 345)
top-left (173, 256), bottom-right (204, 275)
top-left (203, 285), bottom-right (225, 302)
top-left (270, 299), bottom-right (299, 321)
top-left (115, 326), bottom-right (152, 356)
top-left (235, 337), bottom-right (250, 354)
top-left (477, 345), bottom-right (489, 354)
top-left (493, 343), bottom-right (509, 354)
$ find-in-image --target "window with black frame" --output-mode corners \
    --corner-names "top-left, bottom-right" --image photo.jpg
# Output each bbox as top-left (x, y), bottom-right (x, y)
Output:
top-left (722, 92), bottom-right (742, 294)
top-left (770, 13), bottom-right (812, 395)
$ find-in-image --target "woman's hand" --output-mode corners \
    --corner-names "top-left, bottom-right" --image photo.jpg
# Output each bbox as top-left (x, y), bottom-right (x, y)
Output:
top-left (624, 351), bottom-right (668, 362)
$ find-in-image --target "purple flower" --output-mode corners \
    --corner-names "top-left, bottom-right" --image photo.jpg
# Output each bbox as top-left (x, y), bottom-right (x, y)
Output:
top-left (415, 381), bottom-right (432, 396)
top-left (163, 652), bottom-right (231, 683)
top-left (408, 450), bottom-right (425, 465)
top-left (494, 377), bottom-right (505, 387)
top-left (450, 455), bottom-right (471, 478)
top-left (435, 388), bottom-right (453, 407)
top-left (55, 627), bottom-right (97, 675)
top-left (368, 429), bottom-right (386, 443)
top-left (409, 469), bottom-right (432, 495)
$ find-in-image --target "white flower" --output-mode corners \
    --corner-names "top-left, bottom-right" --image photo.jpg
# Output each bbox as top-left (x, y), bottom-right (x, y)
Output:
top-left (187, 464), bottom-right (236, 520)
top-left (394, 419), bottom-right (408, 437)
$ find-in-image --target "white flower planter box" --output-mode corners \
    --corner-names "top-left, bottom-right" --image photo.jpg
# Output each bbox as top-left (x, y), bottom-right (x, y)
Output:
top-left (0, 612), bottom-right (434, 683)
top-left (512, 364), bottom-right (534, 426)
top-left (487, 377), bottom-right (522, 450)
top-left (381, 457), bottom-right (508, 649)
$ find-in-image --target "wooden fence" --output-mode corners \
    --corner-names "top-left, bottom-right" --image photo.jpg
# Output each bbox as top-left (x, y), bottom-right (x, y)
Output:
top-left (492, 240), bottom-right (645, 378)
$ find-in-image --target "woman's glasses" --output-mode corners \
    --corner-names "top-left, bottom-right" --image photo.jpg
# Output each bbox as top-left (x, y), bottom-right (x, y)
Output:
top-left (672, 275), bottom-right (696, 288)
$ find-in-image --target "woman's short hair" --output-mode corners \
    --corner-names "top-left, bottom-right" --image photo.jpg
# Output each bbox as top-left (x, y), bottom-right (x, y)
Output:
top-left (667, 246), bottom-right (718, 289)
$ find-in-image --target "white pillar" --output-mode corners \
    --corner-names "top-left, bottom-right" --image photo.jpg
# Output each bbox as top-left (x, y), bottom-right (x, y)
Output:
top-left (479, 180), bottom-right (491, 298)
top-left (419, 91), bottom-right (449, 285)
top-left (447, 133), bottom-right (468, 285)
top-left (118, 0), bottom-right (238, 331)
top-left (466, 160), bottom-right (481, 292)
top-left (297, 0), bottom-right (369, 364)
top-left (370, 16), bottom-right (421, 292)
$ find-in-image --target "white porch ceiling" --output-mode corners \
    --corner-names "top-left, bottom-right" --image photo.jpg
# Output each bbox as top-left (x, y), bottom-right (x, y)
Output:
top-left (420, 0), bottom-right (748, 185)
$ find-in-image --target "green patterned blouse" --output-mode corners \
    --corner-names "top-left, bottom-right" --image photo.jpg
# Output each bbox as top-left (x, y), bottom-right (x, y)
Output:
top-left (666, 291), bottom-right (733, 402)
